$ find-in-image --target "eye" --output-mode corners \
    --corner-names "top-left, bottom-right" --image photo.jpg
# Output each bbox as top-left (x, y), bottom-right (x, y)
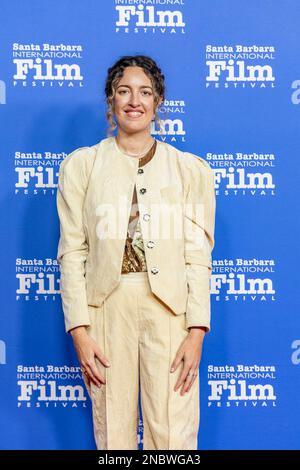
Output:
top-left (118, 89), bottom-right (152, 97)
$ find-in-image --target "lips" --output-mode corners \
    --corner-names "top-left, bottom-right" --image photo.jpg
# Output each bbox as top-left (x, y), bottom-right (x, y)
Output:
top-left (125, 110), bottom-right (144, 118)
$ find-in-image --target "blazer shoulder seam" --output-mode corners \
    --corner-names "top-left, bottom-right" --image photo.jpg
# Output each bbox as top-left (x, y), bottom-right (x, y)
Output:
top-left (183, 151), bottom-right (211, 170)
top-left (61, 145), bottom-right (96, 171)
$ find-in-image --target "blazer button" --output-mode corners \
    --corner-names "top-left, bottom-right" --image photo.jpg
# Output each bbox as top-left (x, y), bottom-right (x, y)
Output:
top-left (151, 267), bottom-right (159, 274)
top-left (143, 214), bottom-right (150, 221)
top-left (147, 240), bottom-right (155, 249)
top-left (138, 168), bottom-right (144, 174)
top-left (140, 188), bottom-right (147, 194)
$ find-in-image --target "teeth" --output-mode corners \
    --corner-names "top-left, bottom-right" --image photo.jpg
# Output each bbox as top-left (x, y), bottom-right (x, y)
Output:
top-left (126, 112), bottom-right (142, 117)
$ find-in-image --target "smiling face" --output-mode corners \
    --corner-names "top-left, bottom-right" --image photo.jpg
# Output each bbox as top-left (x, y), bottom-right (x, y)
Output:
top-left (113, 66), bottom-right (161, 134)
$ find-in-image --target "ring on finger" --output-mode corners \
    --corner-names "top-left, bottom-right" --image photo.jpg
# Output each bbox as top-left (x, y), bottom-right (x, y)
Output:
top-left (187, 371), bottom-right (197, 377)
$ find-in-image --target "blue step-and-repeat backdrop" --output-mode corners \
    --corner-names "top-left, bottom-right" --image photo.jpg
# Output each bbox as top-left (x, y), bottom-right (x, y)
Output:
top-left (0, 0), bottom-right (299, 450)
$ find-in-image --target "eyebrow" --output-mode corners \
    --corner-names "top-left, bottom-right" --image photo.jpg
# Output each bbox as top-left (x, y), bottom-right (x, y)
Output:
top-left (116, 84), bottom-right (153, 90)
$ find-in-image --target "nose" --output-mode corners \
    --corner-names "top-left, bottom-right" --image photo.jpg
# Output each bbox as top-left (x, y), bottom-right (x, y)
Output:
top-left (128, 92), bottom-right (142, 107)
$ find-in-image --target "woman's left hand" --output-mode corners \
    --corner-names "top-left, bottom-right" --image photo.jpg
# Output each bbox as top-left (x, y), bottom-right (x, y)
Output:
top-left (170, 327), bottom-right (206, 396)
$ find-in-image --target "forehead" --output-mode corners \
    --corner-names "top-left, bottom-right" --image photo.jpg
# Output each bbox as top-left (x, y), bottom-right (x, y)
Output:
top-left (118, 66), bottom-right (153, 87)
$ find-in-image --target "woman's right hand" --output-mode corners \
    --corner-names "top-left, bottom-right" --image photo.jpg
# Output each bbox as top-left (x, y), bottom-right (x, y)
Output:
top-left (70, 326), bottom-right (110, 388)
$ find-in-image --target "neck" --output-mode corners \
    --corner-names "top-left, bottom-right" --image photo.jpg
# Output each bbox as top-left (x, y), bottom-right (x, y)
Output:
top-left (115, 131), bottom-right (154, 156)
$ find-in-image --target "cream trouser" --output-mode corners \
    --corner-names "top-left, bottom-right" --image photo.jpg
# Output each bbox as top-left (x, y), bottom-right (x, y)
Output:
top-left (83, 271), bottom-right (200, 450)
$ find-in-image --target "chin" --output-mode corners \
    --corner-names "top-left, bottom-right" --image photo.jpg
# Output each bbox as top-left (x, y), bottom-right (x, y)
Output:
top-left (123, 121), bottom-right (150, 131)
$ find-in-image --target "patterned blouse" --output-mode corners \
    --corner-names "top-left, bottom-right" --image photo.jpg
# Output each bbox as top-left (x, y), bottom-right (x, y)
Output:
top-left (121, 139), bottom-right (157, 273)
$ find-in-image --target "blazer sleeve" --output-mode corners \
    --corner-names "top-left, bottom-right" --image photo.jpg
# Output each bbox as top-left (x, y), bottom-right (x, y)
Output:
top-left (183, 152), bottom-right (216, 332)
top-left (56, 147), bottom-right (94, 334)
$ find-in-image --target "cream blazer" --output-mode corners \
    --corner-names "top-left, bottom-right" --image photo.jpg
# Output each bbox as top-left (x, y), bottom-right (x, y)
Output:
top-left (56, 137), bottom-right (216, 333)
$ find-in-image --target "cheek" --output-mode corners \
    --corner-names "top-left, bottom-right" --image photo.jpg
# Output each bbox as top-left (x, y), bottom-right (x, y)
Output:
top-left (144, 102), bottom-right (155, 114)
top-left (114, 96), bottom-right (127, 110)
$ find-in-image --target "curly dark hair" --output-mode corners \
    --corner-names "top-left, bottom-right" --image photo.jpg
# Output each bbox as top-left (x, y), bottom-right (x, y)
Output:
top-left (104, 55), bottom-right (166, 137)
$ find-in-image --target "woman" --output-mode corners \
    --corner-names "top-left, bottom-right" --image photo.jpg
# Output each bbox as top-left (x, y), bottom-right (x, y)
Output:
top-left (56, 55), bottom-right (216, 450)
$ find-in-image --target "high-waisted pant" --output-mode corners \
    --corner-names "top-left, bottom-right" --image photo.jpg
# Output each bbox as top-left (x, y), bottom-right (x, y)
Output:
top-left (83, 271), bottom-right (200, 450)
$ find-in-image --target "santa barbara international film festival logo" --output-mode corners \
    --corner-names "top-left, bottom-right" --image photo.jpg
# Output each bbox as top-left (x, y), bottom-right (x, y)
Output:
top-left (211, 258), bottom-right (276, 302)
top-left (17, 364), bottom-right (89, 409)
top-left (207, 364), bottom-right (277, 408)
top-left (114, 0), bottom-right (185, 34)
top-left (16, 258), bottom-right (60, 302)
top-left (12, 43), bottom-right (83, 88)
top-left (208, 150), bottom-right (276, 197)
top-left (14, 148), bottom-right (65, 195)
top-left (205, 44), bottom-right (275, 89)
top-left (152, 98), bottom-right (186, 143)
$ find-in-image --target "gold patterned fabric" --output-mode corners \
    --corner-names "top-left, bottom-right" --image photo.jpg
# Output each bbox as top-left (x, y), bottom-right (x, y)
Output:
top-left (121, 140), bottom-right (157, 274)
